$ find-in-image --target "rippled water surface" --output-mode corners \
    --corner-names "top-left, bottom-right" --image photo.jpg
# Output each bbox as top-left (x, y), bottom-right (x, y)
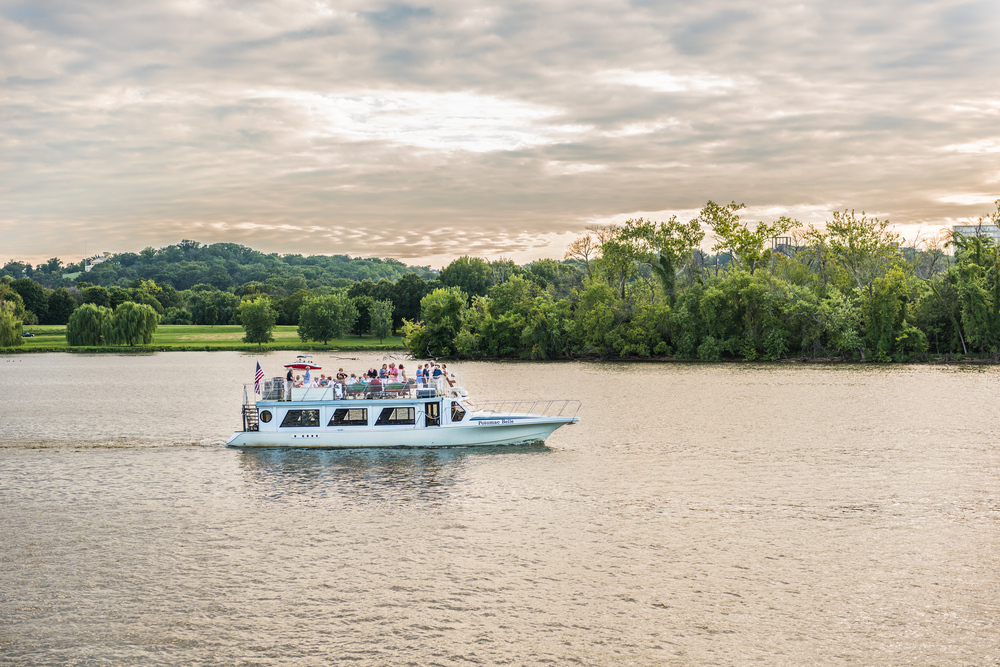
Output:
top-left (2, 352), bottom-right (999, 665)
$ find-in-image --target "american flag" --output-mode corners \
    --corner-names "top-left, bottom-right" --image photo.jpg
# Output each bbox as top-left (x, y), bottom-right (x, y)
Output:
top-left (254, 360), bottom-right (265, 395)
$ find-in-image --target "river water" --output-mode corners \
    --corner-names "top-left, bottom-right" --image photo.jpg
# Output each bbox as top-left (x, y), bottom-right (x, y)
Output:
top-left (1, 352), bottom-right (998, 666)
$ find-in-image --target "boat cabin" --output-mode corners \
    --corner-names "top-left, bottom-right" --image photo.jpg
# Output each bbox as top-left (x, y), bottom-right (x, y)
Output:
top-left (241, 377), bottom-right (472, 434)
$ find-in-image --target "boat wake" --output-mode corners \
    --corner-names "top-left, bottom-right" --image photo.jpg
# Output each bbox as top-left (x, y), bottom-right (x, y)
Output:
top-left (0, 437), bottom-right (228, 450)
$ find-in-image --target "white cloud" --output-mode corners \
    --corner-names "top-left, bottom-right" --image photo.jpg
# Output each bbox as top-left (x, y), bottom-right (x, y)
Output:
top-left (247, 88), bottom-right (588, 152)
top-left (2, 0), bottom-right (1000, 266)
top-left (546, 162), bottom-right (606, 175)
top-left (937, 194), bottom-right (1000, 206)
top-left (599, 69), bottom-right (741, 93)
top-left (942, 139), bottom-right (1000, 154)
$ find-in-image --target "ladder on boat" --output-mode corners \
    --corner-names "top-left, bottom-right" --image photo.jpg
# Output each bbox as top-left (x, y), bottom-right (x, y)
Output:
top-left (242, 405), bottom-right (259, 432)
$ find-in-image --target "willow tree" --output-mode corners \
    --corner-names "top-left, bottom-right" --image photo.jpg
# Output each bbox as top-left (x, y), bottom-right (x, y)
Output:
top-left (67, 303), bottom-right (112, 346)
top-left (102, 302), bottom-right (158, 346)
top-left (0, 302), bottom-right (23, 347)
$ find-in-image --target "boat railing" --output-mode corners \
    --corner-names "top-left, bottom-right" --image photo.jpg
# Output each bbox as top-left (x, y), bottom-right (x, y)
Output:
top-left (467, 399), bottom-right (581, 419)
top-left (244, 378), bottom-right (465, 404)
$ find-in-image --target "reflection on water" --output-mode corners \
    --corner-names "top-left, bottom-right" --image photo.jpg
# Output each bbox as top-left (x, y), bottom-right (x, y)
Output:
top-left (236, 445), bottom-right (550, 506)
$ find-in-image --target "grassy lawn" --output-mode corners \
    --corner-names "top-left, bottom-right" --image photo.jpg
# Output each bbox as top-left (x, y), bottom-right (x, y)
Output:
top-left (8, 325), bottom-right (405, 352)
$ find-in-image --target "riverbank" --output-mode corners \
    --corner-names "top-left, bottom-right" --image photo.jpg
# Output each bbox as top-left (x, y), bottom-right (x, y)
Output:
top-left (2, 324), bottom-right (406, 353)
top-left (5, 325), bottom-right (997, 363)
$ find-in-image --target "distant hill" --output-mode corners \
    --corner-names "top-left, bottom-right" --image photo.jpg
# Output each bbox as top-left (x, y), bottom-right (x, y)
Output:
top-left (1, 240), bottom-right (437, 290)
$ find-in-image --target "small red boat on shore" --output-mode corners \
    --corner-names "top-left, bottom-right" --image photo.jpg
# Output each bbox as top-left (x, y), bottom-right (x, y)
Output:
top-left (283, 355), bottom-right (322, 371)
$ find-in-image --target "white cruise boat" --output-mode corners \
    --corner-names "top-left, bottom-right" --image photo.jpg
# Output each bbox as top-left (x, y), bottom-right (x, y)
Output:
top-left (226, 362), bottom-right (580, 449)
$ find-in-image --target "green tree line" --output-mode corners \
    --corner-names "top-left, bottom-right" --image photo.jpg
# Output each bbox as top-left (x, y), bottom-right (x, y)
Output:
top-left (0, 250), bottom-right (570, 346)
top-left (0, 240), bottom-right (435, 293)
top-left (5, 201), bottom-right (1000, 359)
top-left (402, 200), bottom-right (1000, 362)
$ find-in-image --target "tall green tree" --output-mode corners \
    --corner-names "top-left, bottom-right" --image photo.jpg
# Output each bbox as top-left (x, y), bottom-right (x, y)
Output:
top-left (204, 304), bottom-right (218, 327)
top-left (281, 289), bottom-right (312, 325)
top-left (47, 287), bottom-right (77, 325)
top-left (824, 210), bottom-right (907, 360)
top-left (351, 295), bottom-right (374, 336)
top-left (297, 293), bottom-right (358, 344)
top-left (238, 297), bottom-right (278, 346)
top-left (108, 286), bottom-right (131, 310)
top-left (391, 273), bottom-right (428, 328)
top-left (439, 256), bottom-right (492, 299)
top-left (369, 299), bottom-right (393, 343)
top-left (11, 278), bottom-right (47, 322)
top-left (162, 307), bottom-right (194, 325)
top-left (347, 279), bottom-right (375, 299)
top-left (0, 283), bottom-right (26, 319)
top-left (185, 287), bottom-right (240, 325)
top-left (826, 210), bottom-right (902, 296)
top-left (699, 201), bottom-right (795, 275)
top-left (67, 303), bottom-right (112, 346)
top-left (403, 287), bottom-right (467, 356)
top-left (595, 234), bottom-right (642, 300)
top-left (618, 216), bottom-right (705, 303)
top-left (82, 285), bottom-right (111, 308)
top-left (950, 234), bottom-right (1000, 355)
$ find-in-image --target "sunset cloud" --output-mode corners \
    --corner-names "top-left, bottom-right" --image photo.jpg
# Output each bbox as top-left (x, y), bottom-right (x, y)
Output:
top-left (2, 0), bottom-right (1000, 267)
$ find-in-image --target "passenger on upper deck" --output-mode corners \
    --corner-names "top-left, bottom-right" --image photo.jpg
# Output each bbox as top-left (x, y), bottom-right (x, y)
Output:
top-left (346, 374), bottom-right (358, 386)
top-left (398, 364), bottom-right (407, 382)
top-left (379, 364), bottom-right (388, 379)
top-left (389, 363), bottom-right (398, 381)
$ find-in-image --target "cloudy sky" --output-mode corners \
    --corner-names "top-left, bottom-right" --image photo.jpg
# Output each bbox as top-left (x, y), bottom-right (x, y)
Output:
top-left (2, 0), bottom-right (999, 269)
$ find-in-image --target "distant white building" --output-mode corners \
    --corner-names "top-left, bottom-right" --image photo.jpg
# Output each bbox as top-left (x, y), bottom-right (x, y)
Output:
top-left (952, 224), bottom-right (1000, 242)
top-left (84, 256), bottom-right (109, 272)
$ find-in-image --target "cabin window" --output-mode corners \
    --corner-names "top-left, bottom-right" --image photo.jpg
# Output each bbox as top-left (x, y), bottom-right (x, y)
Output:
top-left (450, 403), bottom-right (467, 422)
top-left (259, 410), bottom-right (272, 423)
top-left (280, 409), bottom-right (320, 427)
top-left (329, 408), bottom-right (368, 426)
top-left (375, 407), bottom-right (415, 426)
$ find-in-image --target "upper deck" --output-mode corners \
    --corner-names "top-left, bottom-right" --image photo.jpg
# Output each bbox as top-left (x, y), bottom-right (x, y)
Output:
top-left (248, 376), bottom-right (465, 405)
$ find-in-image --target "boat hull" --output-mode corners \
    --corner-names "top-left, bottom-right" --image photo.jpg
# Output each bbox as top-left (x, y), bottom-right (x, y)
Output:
top-left (226, 417), bottom-right (577, 449)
